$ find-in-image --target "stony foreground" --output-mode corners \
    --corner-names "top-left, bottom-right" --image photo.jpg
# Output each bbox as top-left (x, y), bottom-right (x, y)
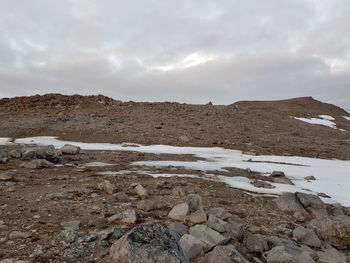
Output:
top-left (0, 143), bottom-right (350, 262)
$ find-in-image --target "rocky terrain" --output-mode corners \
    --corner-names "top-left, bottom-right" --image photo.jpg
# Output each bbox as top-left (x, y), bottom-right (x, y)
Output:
top-left (0, 94), bottom-right (350, 263)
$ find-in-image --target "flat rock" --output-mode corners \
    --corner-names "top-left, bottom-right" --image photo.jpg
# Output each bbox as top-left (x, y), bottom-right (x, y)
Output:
top-left (168, 203), bottom-right (189, 221)
top-left (137, 199), bottom-right (156, 212)
top-left (21, 159), bottom-right (54, 169)
top-left (316, 243), bottom-right (347, 263)
top-left (98, 180), bottom-right (115, 195)
top-left (169, 222), bottom-right (188, 237)
top-left (188, 224), bottom-right (226, 252)
top-left (296, 192), bottom-right (328, 218)
top-left (109, 224), bottom-right (188, 263)
top-left (59, 144), bottom-right (81, 154)
top-left (108, 209), bottom-right (137, 224)
top-left (244, 233), bottom-right (268, 253)
top-left (61, 220), bottom-right (81, 230)
top-left (185, 210), bottom-right (207, 226)
top-left (207, 214), bottom-right (227, 233)
top-left (263, 245), bottom-right (316, 263)
top-left (9, 231), bottom-right (32, 240)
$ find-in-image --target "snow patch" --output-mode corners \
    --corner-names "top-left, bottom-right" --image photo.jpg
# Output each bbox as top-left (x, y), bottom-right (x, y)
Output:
top-left (0, 137), bottom-right (15, 145)
top-left (293, 115), bottom-right (345, 131)
top-left (343, 116), bottom-right (350, 121)
top-left (7, 136), bottom-right (350, 206)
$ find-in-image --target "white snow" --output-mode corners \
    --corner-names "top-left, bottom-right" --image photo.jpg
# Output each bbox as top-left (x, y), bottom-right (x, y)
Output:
top-left (5, 136), bottom-right (350, 206)
top-left (293, 116), bottom-right (338, 129)
top-left (0, 137), bottom-right (14, 145)
top-left (343, 116), bottom-right (350, 121)
top-left (319, 115), bottom-right (335, 121)
top-left (83, 162), bottom-right (115, 167)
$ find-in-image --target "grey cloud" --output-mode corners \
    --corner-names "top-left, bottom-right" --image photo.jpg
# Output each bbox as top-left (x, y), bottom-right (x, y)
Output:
top-left (0, 0), bottom-right (349, 111)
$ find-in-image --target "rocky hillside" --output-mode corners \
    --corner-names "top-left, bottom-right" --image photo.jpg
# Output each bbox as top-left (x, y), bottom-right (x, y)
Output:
top-left (0, 94), bottom-right (349, 159)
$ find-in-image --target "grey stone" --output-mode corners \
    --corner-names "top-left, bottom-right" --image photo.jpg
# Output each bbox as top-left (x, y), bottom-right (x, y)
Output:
top-left (244, 233), bottom-right (268, 253)
top-left (8, 150), bottom-right (21, 159)
top-left (0, 149), bottom-right (9, 163)
top-left (168, 203), bottom-right (189, 221)
top-left (186, 194), bottom-right (203, 212)
top-left (109, 224), bottom-right (188, 263)
top-left (137, 199), bottom-right (156, 212)
top-left (292, 226), bottom-right (321, 248)
top-left (317, 243), bottom-right (347, 263)
top-left (61, 220), bottom-right (81, 230)
top-left (108, 209), bottom-right (137, 224)
top-left (59, 144), bottom-right (81, 154)
top-left (274, 193), bottom-right (311, 221)
top-left (169, 222), bottom-right (188, 237)
top-left (296, 192), bottom-right (328, 218)
top-left (304, 176), bottom-right (316, 181)
top-left (98, 180), bottom-right (115, 195)
top-left (189, 224), bottom-right (226, 252)
top-left (179, 234), bottom-right (203, 260)
top-left (9, 231), bottom-right (32, 240)
top-left (263, 245), bottom-right (316, 263)
top-left (208, 207), bottom-right (232, 220)
top-left (22, 145), bottom-right (59, 163)
top-left (21, 159), bottom-right (54, 169)
top-left (207, 214), bottom-right (227, 233)
top-left (309, 215), bottom-right (350, 249)
top-left (185, 210), bottom-right (207, 225)
top-left (59, 229), bottom-right (77, 243)
top-left (197, 245), bottom-right (250, 263)
top-left (172, 186), bottom-right (186, 197)
top-left (46, 192), bottom-right (72, 200)
top-left (134, 184), bottom-right (148, 199)
top-left (270, 171), bottom-right (294, 185)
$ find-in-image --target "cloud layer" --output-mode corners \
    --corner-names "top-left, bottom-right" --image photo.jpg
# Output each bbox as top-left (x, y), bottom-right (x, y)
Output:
top-left (0, 0), bottom-right (349, 110)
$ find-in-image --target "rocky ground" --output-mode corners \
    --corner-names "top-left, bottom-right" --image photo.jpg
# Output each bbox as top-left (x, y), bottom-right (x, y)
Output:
top-left (0, 94), bottom-right (350, 262)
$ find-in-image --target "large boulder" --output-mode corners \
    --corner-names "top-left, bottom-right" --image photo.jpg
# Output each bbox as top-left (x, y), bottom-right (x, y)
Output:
top-left (179, 234), bottom-right (203, 260)
top-left (274, 193), bottom-right (311, 221)
top-left (109, 224), bottom-right (188, 263)
top-left (188, 224), bottom-right (226, 252)
top-left (296, 192), bottom-right (328, 218)
top-left (309, 215), bottom-right (350, 249)
top-left (197, 245), bottom-right (250, 263)
top-left (22, 145), bottom-right (59, 163)
top-left (316, 243), bottom-right (347, 263)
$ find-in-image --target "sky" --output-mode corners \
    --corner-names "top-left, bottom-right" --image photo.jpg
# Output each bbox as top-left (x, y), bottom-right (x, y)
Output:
top-left (0, 0), bottom-right (349, 110)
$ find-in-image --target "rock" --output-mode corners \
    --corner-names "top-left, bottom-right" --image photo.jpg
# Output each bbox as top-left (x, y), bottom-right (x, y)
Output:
top-left (292, 226), bottom-right (321, 248)
top-left (137, 200), bottom-right (156, 212)
top-left (270, 171), bottom-right (294, 185)
top-left (9, 231), bottom-right (32, 240)
top-left (186, 194), bottom-right (203, 212)
top-left (172, 186), bottom-right (186, 197)
top-left (20, 159), bottom-right (54, 169)
top-left (223, 222), bottom-right (243, 242)
top-left (185, 210), bottom-right (207, 225)
top-left (134, 184), bottom-right (148, 199)
top-left (59, 144), bottom-right (81, 154)
top-left (0, 174), bottom-right (13, 181)
top-left (168, 203), bottom-right (189, 221)
top-left (98, 180), bottom-right (115, 195)
top-left (304, 176), bottom-right (316, 181)
top-left (59, 229), bottom-right (77, 243)
top-left (244, 233), bottom-right (268, 253)
top-left (296, 192), bottom-right (328, 218)
top-left (108, 209), bottom-right (137, 224)
top-left (207, 214), bottom-right (227, 233)
top-left (61, 220), bottom-right (81, 230)
top-left (22, 145), bottom-right (59, 163)
top-left (208, 207), bottom-right (232, 220)
top-left (47, 192), bottom-right (72, 200)
top-left (179, 234), bottom-right (204, 260)
top-left (0, 149), bottom-right (9, 163)
top-left (274, 193), bottom-right (311, 221)
top-left (115, 191), bottom-right (131, 202)
top-left (197, 245), bottom-right (250, 263)
top-left (169, 222), bottom-right (189, 237)
top-left (109, 224), bottom-right (188, 263)
top-left (178, 136), bottom-right (190, 143)
top-left (8, 150), bottom-right (21, 159)
top-left (309, 215), bottom-right (350, 249)
top-left (188, 224), bottom-right (226, 252)
top-left (251, 180), bottom-right (275, 189)
top-left (316, 243), bottom-right (347, 263)
top-left (263, 245), bottom-right (316, 263)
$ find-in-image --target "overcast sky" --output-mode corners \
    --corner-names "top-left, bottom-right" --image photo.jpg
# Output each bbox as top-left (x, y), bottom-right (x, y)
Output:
top-left (0, 0), bottom-right (349, 110)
